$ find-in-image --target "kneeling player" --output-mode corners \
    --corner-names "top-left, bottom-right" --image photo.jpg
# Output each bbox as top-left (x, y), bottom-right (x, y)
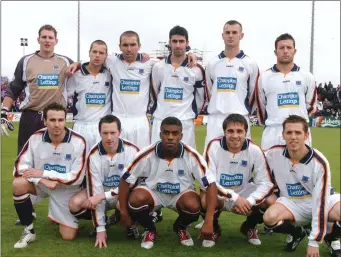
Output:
top-left (199, 114), bottom-right (276, 247)
top-left (263, 115), bottom-right (340, 257)
top-left (68, 115), bottom-right (140, 248)
top-left (12, 103), bottom-right (86, 248)
top-left (119, 117), bottom-right (217, 249)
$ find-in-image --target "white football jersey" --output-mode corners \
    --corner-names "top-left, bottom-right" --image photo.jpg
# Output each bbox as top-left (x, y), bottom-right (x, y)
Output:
top-left (105, 54), bottom-right (158, 116)
top-left (14, 128), bottom-right (86, 187)
top-left (66, 63), bottom-right (112, 122)
top-left (204, 137), bottom-right (274, 205)
top-left (86, 138), bottom-right (139, 232)
top-left (122, 141), bottom-right (216, 194)
top-left (256, 64), bottom-right (317, 126)
top-left (152, 55), bottom-right (205, 120)
top-left (265, 145), bottom-right (332, 244)
top-left (206, 51), bottom-right (259, 116)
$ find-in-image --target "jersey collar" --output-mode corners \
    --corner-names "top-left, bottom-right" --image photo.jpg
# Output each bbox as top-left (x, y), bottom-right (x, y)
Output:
top-left (98, 138), bottom-right (124, 155)
top-left (282, 145), bottom-right (314, 164)
top-left (117, 53), bottom-right (142, 62)
top-left (165, 54), bottom-right (189, 67)
top-left (42, 127), bottom-right (71, 143)
top-left (155, 141), bottom-right (184, 159)
top-left (271, 63), bottom-right (300, 73)
top-left (80, 62), bottom-right (106, 75)
top-left (220, 137), bottom-right (249, 151)
top-left (218, 50), bottom-right (245, 59)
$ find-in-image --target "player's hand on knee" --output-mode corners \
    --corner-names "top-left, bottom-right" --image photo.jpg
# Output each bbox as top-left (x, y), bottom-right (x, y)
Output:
top-left (120, 212), bottom-right (133, 228)
top-left (95, 231), bottom-right (107, 248)
top-left (40, 179), bottom-right (60, 190)
top-left (306, 245), bottom-right (319, 257)
top-left (1, 108), bottom-right (14, 136)
top-left (234, 196), bottom-right (252, 215)
top-left (65, 62), bottom-right (80, 77)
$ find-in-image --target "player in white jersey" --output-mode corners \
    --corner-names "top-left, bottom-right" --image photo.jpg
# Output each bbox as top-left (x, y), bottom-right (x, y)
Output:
top-left (256, 33), bottom-right (317, 151)
top-left (151, 26), bottom-right (205, 149)
top-left (12, 103), bottom-right (86, 248)
top-left (66, 32), bottom-right (198, 150)
top-left (68, 115), bottom-right (140, 248)
top-left (197, 114), bottom-right (275, 247)
top-left (66, 40), bottom-right (112, 153)
top-left (119, 117), bottom-right (217, 249)
top-left (204, 20), bottom-right (259, 147)
top-left (263, 115), bottom-right (340, 257)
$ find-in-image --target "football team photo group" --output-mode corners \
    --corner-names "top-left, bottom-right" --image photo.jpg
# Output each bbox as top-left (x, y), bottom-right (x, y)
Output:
top-left (1, 18), bottom-right (340, 257)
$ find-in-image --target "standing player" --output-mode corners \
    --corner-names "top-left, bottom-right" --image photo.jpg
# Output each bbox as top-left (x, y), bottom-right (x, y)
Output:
top-left (68, 115), bottom-right (140, 248)
top-left (263, 115), bottom-right (340, 257)
top-left (12, 103), bottom-right (86, 248)
top-left (1, 24), bottom-right (73, 154)
top-left (66, 31), bottom-right (198, 150)
top-left (151, 26), bottom-right (205, 149)
top-left (198, 114), bottom-right (275, 247)
top-left (204, 20), bottom-right (259, 147)
top-left (256, 33), bottom-right (317, 150)
top-left (119, 117), bottom-right (217, 249)
top-left (66, 40), bottom-right (112, 153)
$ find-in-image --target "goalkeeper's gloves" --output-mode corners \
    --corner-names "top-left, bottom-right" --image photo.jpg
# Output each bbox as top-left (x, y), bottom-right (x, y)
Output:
top-left (1, 107), bottom-right (14, 136)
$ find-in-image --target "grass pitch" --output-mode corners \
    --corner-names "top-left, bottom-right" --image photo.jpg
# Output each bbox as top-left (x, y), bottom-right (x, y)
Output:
top-left (1, 124), bottom-right (340, 256)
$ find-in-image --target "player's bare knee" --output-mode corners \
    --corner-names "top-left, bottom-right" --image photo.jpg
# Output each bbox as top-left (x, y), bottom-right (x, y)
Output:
top-left (12, 177), bottom-right (30, 195)
top-left (69, 196), bottom-right (82, 212)
top-left (179, 192), bottom-right (201, 213)
top-left (263, 209), bottom-right (279, 225)
top-left (60, 226), bottom-right (77, 241)
top-left (129, 190), bottom-right (149, 208)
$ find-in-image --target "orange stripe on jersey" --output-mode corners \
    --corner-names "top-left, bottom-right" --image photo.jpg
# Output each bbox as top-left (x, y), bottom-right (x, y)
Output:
top-left (248, 70), bottom-right (259, 108)
top-left (312, 151), bottom-right (329, 242)
top-left (86, 146), bottom-right (99, 227)
top-left (122, 139), bottom-right (140, 152)
top-left (150, 73), bottom-right (158, 102)
top-left (14, 141), bottom-right (31, 177)
top-left (184, 145), bottom-right (206, 176)
top-left (255, 83), bottom-right (265, 124)
top-left (126, 145), bottom-right (155, 172)
top-left (308, 86), bottom-right (317, 114)
top-left (204, 137), bottom-right (221, 168)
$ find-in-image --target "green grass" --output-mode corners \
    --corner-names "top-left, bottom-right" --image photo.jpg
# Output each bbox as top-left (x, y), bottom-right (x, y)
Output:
top-left (1, 124), bottom-right (340, 256)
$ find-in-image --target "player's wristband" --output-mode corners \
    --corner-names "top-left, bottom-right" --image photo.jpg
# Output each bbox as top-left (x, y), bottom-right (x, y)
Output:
top-left (308, 240), bottom-right (319, 248)
top-left (105, 191), bottom-right (113, 201)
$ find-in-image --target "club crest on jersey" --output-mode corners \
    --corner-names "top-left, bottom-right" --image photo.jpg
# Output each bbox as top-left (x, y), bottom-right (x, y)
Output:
top-left (178, 169), bottom-right (184, 176)
top-left (52, 65), bottom-right (60, 71)
top-left (118, 164), bottom-right (124, 171)
top-left (301, 175), bottom-right (309, 183)
top-left (296, 81), bottom-right (301, 86)
top-left (139, 69), bottom-right (144, 74)
top-left (183, 77), bottom-right (189, 82)
top-left (65, 154), bottom-right (72, 161)
top-left (105, 81), bottom-right (110, 87)
top-left (238, 66), bottom-right (244, 72)
top-left (240, 160), bottom-right (248, 167)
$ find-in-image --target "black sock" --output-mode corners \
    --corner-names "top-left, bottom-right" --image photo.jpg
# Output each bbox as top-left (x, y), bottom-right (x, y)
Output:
top-left (213, 210), bottom-right (222, 232)
top-left (325, 221), bottom-right (341, 241)
top-left (129, 204), bottom-right (155, 232)
top-left (265, 220), bottom-right (302, 235)
top-left (173, 209), bottom-right (199, 231)
top-left (13, 193), bottom-right (35, 228)
top-left (244, 207), bottom-right (264, 229)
